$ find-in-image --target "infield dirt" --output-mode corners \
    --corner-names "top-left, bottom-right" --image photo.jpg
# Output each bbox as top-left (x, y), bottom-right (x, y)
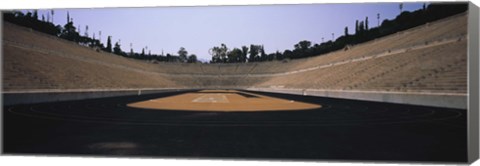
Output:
top-left (128, 90), bottom-right (321, 112)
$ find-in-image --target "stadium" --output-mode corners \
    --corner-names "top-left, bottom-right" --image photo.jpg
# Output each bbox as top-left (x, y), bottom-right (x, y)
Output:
top-left (2, 2), bottom-right (478, 164)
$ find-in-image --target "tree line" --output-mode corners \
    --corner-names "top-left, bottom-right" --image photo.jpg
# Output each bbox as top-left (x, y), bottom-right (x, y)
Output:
top-left (3, 3), bottom-right (467, 64)
top-left (4, 10), bottom-right (198, 63)
top-left (208, 3), bottom-right (467, 63)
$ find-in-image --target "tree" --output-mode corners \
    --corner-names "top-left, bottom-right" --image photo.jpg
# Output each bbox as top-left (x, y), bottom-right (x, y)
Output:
top-left (283, 49), bottom-right (293, 59)
top-left (219, 44), bottom-right (228, 62)
top-left (113, 41), bottom-right (122, 55)
top-left (377, 13), bottom-right (380, 26)
top-left (241, 46), bottom-right (249, 63)
top-left (344, 26), bottom-right (349, 36)
top-left (51, 10), bottom-right (54, 23)
top-left (248, 44), bottom-right (261, 62)
top-left (187, 54), bottom-right (197, 63)
top-left (85, 25), bottom-right (89, 37)
top-left (210, 47), bottom-right (221, 63)
top-left (166, 53), bottom-right (171, 62)
top-left (60, 18), bottom-right (79, 42)
top-left (178, 47), bottom-right (188, 62)
top-left (260, 45), bottom-right (266, 61)
top-left (25, 11), bottom-right (32, 20)
top-left (292, 40), bottom-right (312, 58)
top-left (33, 10), bottom-right (38, 20)
top-left (106, 36), bottom-right (112, 52)
top-left (228, 48), bottom-right (242, 63)
top-left (129, 43), bottom-right (133, 56)
top-left (91, 32), bottom-right (96, 44)
top-left (365, 17), bottom-right (369, 30)
top-left (355, 20), bottom-right (359, 34)
top-left (210, 44), bottom-right (228, 63)
top-left (399, 3), bottom-right (403, 13)
top-left (274, 50), bottom-right (285, 60)
top-left (294, 40), bottom-right (312, 51)
top-left (359, 21), bottom-right (365, 33)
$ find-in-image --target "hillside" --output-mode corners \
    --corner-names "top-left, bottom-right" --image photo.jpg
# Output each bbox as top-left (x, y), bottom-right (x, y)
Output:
top-left (2, 13), bottom-right (467, 93)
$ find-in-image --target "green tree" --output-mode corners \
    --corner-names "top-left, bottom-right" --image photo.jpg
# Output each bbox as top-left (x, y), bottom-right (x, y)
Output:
top-left (344, 26), bottom-right (349, 36)
top-left (129, 43), bottom-right (133, 56)
top-left (359, 21), bottom-right (365, 33)
top-left (210, 44), bottom-right (228, 63)
top-left (187, 54), bottom-right (197, 63)
top-left (219, 44), bottom-right (228, 62)
top-left (166, 53), bottom-right (171, 62)
top-left (51, 10), bottom-right (54, 23)
top-left (248, 44), bottom-right (261, 62)
top-left (260, 45), bottom-right (266, 61)
top-left (283, 49), bottom-right (293, 59)
top-left (293, 40), bottom-right (312, 58)
top-left (85, 25), bottom-right (89, 37)
top-left (355, 20), bottom-right (359, 34)
top-left (275, 50), bottom-right (285, 60)
top-left (106, 36), bottom-right (112, 52)
top-left (294, 40), bottom-right (311, 51)
top-left (227, 48), bottom-right (242, 63)
top-left (113, 41), bottom-right (122, 55)
top-left (210, 47), bottom-right (221, 63)
top-left (399, 3), bottom-right (403, 13)
top-left (377, 13), bottom-right (380, 26)
top-left (241, 46), bottom-right (249, 63)
top-left (178, 47), bottom-right (188, 62)
top-left (365, 17), bottom-right (369, 30)
top-left (33, 10), bottom-right (38, 20)
top-left (60, 19), bottom-right (79, 42)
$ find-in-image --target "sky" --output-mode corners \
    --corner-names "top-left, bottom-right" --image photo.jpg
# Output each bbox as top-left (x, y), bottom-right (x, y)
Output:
top-left (33, 3), bottom-right (424, 62)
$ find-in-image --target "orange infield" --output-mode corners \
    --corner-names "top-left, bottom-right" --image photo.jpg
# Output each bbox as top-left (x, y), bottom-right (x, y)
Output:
top-left (127, 90), bottom-right (321, 112)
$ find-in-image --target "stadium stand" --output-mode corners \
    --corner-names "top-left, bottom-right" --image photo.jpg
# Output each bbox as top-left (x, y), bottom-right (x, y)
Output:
top-left (2, 13), bottom-right (467, 94)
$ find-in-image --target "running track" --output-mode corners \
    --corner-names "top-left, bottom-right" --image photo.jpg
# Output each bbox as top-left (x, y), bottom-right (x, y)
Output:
top-left (3, 90), bottom-right (467, 162)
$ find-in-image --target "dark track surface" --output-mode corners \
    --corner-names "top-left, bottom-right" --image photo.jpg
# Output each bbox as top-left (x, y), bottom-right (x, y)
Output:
top-left (3, 90), bottom-right (467, 163)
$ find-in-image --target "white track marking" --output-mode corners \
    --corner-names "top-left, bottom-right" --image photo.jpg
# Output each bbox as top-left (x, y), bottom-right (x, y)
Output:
top-left (192, 94), bottom-right (230, 103)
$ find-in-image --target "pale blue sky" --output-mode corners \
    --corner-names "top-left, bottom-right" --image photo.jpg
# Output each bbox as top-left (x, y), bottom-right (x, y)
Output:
top-left (34, 3), bottom-right (424, 61)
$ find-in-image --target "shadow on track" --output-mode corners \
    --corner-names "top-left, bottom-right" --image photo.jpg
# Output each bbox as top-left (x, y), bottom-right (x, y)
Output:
top-left (3, 90), bottom-right (467, 163)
